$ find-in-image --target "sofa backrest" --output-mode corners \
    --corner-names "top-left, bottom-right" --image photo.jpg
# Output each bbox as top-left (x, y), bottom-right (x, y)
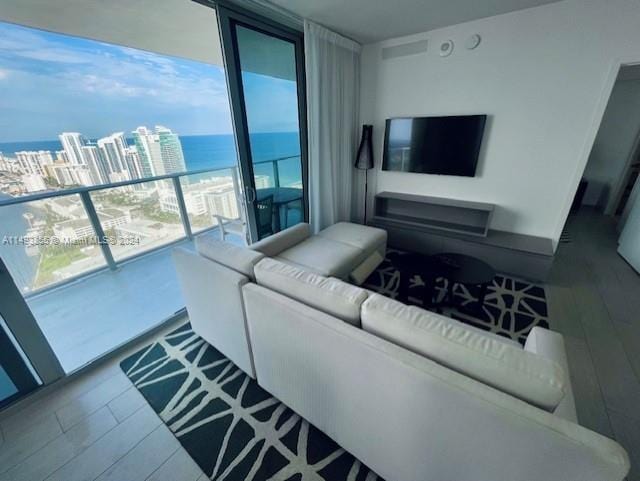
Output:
top-left (361, 293), bottom-right (566, 411)
top-left (195, 234), bottom-right (264, 280)
top-left (242, 283), bottom-right (629, 481)
top-left (250, 223), bottom-right (311, 257)
top-left (254, 257), bottom-right (368, 326)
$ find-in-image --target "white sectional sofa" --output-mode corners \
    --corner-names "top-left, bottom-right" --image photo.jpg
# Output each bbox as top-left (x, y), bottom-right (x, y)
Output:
top-left (173, 222), bottom-right (630, 481)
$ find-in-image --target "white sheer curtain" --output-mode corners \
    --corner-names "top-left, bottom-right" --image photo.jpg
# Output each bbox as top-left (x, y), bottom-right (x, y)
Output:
top-left (304, 20), bottom-right (361, 233)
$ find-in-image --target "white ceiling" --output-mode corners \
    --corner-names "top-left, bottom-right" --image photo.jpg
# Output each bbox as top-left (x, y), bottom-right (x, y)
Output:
top-left (0, 0), bottom-right (296, 80)
top-left (0, 0), bottom-right (223, 65)
top-left (267, 0), bottom-right (563, 43)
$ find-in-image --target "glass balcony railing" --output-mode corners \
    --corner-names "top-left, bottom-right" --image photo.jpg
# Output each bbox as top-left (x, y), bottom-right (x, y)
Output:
top-left (253, 155), bottom-right (303, 189)
top-left (0, 155), bottom-right (303, 295)
top-left (0, 194), bottom-right (109, 292)
top-left (90, 179), bottom-right (186, 262)
top-left (0, 165), bottom-right (246, 295)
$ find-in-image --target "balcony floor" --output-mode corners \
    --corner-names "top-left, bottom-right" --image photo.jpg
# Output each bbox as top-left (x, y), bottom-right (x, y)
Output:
top-left (26, 229), bottom-right (244, 373)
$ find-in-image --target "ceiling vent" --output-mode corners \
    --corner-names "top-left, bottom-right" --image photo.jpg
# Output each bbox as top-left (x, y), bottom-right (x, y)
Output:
top-left (381, 39), bottom-right (428, 60)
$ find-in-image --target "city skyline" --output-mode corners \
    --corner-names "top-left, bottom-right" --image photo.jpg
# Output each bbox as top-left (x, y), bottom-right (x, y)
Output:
top-left (0, 125), bottom-right (187, 195)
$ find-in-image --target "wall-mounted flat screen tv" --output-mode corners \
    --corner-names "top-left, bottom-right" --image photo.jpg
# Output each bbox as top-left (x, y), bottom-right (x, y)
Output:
top-left (382, 115), bottom-right (487, 177)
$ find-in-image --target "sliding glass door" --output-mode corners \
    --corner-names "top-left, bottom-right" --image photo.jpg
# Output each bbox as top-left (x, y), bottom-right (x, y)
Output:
top-left (217, 6), bottom-right (308, 241)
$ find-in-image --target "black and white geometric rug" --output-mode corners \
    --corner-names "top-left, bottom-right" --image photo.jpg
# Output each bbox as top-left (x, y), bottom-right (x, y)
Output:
top-left (120, 323), bottom-right (382, 481)
top-left (362, 249), bottom-right (550, 345)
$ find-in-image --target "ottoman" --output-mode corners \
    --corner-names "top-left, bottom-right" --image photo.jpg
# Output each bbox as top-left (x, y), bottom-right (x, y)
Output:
top-left (317, 222), bottom-right (387, 257)
top-left (252, 222), bottom-right (388, 285)
top-left (317, 222), bottom-right (387, 284)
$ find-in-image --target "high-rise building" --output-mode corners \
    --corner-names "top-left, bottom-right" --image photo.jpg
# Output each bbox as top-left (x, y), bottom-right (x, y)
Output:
top-left (48, 163), bottom-right (93, 187)
top-left (156, 126), bottom-right (186, 174)
top-left (132, 126), bottom-right (186, 177)
top-left (124, 147), bottom-right (143, 180)
top-left (81, 145), bottom-right (109, 185)
top-left (72, 167), bottom-right (93, 186)
top-left (56, 150), bottom-right (69, 163)
top-left (97, 133), bottom-right (129, 180)
top-left (0, 153), bottom-right (20, 173)
top-left (59, 132), bottom-right (88, 165)
top-left (16, 151), bottom-right (53, 176)
top-left (132, 126), bottom-right (163, 177)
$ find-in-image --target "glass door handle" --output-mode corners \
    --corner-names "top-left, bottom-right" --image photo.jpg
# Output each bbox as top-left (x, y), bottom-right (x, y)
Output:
top-left (245, 186), bottom-right (256, 203)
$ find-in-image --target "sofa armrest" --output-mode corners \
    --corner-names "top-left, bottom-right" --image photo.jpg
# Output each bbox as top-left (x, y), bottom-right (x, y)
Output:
top-left (172, 247), bottom-right (255, 377)
top-left (525, 326), bottom-right (577, 422)
top-left (249, 223), bottom-right (311, 257)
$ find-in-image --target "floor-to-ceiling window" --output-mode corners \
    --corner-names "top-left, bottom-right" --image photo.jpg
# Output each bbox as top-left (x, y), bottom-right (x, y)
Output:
top-left (0, 4), bottom-right (234, 374)
top-left (0, 1), bottom-right (307, 387)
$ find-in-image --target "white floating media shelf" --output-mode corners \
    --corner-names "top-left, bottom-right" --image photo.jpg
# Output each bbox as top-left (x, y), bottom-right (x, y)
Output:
top-left (372, 191), bottom-right (555, 280)
top-left (373, 191), bottom-right (495, 237)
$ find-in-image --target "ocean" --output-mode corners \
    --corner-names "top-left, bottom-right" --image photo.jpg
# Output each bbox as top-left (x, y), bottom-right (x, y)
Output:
top-left (0, 131), bottom-right (302, 291)
top-left (0, 131), bottom-right (301, 178)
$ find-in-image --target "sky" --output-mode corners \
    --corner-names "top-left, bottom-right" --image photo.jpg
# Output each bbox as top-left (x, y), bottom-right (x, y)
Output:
top-left (0, 21), bottom-right (300, 143)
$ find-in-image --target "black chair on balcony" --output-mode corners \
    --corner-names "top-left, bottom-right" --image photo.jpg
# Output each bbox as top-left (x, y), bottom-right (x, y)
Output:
top-left (256, 187), bottom-right (303, 232)
top-left (256, 194), bottom-right (275, 240)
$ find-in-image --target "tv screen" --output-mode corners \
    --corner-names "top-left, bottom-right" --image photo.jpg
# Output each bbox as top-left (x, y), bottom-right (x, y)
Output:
top-left (382, 115), bottom-right (486, 177)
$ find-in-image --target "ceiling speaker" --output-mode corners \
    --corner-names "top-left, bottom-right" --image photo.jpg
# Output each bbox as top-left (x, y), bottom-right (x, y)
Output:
top-left (439, 40), bottom-right (454, 57)
top-left (465, 34), bottom-right (481, 50)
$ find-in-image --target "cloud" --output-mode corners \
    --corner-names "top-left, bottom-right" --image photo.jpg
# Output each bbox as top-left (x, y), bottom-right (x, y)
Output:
top-left (0, 21), bottom-right (237, 140)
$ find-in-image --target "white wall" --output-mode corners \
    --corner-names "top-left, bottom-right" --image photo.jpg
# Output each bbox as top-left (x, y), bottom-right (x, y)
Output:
top-left (359, 0), bottom-right (640, 245)
top-left (582, 78), bottom-right (640, 210)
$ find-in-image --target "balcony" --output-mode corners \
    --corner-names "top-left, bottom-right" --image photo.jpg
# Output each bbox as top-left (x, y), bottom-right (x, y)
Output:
top-left (0, 157), bottom-right (302, 373)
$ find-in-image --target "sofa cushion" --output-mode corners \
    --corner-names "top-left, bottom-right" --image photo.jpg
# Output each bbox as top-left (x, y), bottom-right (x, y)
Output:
top-left (277, 236), bottom-right (365, 279)
top-left (250, 223), bottom-right (311, 257)
top-left (195, 234), bottom-right (264, 280)
top-left (361, 293), bottom-right (567, 411)
top-left (318, 222), bottom-right (387, 254)
top-left (254, 258), bottom-right (368, 325)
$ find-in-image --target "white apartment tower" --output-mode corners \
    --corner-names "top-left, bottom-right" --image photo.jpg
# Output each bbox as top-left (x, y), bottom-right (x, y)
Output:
top-left (15, 151), bottom-right (53, 176)
top-left (81, 145), bottom-right (110, 185)
top-left (97, 132), bottom-right (130, 182)
top-left (59, 132), bottom-right (88, 165)
top-left (124, 146), bottom-right (144, 180)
